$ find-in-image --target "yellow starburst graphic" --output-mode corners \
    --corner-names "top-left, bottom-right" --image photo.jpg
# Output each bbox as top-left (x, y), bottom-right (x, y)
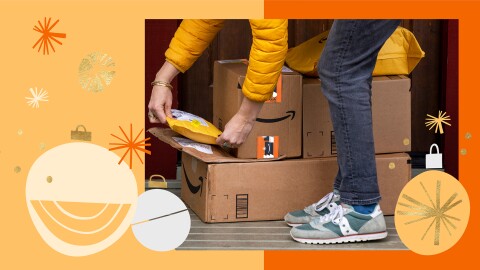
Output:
top-left (395, 170), bottom-right (470, 255)
top-left (397, 179), bottom-right (462, 246)
top-left (425, 110), bottom-right (451, 134)
top-left (79, 52), bottom-right (116, 93)
top-left (109, 124), bottom-right (151, 169)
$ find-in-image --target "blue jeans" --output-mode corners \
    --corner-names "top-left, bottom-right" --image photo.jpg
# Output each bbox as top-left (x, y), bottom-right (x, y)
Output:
top-left (318, 20), bottom-right (401, 205)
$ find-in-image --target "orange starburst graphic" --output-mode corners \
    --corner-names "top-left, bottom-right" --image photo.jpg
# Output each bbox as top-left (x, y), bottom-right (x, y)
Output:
top-left (425, 110), bottom-right (451, 134)
top-left (109, 124), bottom-right (151, 169)
top-left (32, 17), bottom-right (66, 55)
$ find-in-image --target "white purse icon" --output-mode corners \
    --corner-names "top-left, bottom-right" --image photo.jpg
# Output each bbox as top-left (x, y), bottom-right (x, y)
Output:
top-left (426, 143), bottom-right (442, 169)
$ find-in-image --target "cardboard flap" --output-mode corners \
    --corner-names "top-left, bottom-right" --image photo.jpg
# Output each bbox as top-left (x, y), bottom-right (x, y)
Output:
top-left (148, 127), bottom-right (285, 164)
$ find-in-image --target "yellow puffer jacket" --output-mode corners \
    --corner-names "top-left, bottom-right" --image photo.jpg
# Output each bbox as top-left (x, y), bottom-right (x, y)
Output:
top-left (165, 19), bottom-right (288, 102)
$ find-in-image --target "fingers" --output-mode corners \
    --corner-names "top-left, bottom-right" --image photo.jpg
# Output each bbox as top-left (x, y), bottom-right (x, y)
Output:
top-left (216, 133), bottom-right (240, 149)
top-left (147, 107), bottom-right (167, 123)
top-left (165, 103), bottom-right (173, 119)
top-left (216, 113), bottom-right (255, 148)
top-left (156, 106), bottom-right (168, 124)
top-left (148, 85), bottom-right (173, 124)
top-left (216, 134), bottom-right (226, 147)
top-left (147, 110), bottom-right (161, 123)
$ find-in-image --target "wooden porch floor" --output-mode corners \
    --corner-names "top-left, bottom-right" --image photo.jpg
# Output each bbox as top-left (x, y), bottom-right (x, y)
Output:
top-left (166, 189), bottom-right (407, 250)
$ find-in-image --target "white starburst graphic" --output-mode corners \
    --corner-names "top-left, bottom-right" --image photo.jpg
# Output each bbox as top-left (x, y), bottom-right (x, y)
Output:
top-left (26, 87), bottom-right (49, 108)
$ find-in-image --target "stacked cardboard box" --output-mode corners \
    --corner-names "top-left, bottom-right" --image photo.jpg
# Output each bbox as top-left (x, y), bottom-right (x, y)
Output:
top-left (149, 129), bottom-right (410, 222)
top-left (213, 60), bottom-right (302, 159)
top-left (303, 76), bottom-right (411, 158)
top-left (301, 75), bottom-right (412, 216)
top-left (150, 60), bottom-right (412, 223)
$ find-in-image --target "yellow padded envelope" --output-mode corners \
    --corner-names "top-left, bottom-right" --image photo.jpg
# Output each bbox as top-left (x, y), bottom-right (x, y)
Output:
top-left (166, 109), bottom-right (222, 145)
top-left (285, 26), bottom-right (425, 77)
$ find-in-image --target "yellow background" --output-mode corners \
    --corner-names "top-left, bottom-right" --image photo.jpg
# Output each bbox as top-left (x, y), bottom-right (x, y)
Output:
top-left (0, 0), bottom-right (263, 269)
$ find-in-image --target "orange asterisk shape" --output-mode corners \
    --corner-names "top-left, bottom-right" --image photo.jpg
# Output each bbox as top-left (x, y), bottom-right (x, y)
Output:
top-left (109, 124), bottom-right (151, 169)
top-left (33, 17), bottom-right (66, 55)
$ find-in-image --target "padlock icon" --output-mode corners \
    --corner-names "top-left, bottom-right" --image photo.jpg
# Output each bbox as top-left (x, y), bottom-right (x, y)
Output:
top-left (426, 143), bottom-right (442, 169)
top-left (71, 125), bottom-right (92, 141)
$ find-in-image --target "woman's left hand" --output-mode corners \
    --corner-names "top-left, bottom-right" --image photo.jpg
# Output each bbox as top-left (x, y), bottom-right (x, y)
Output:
top-left (216, 97), bottom-right (263, 148)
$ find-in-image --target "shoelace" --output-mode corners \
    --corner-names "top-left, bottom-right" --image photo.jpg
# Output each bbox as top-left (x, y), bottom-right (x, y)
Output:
top-left (316, 204), bottom-right (346, 224)
top-left (311, 192), bottom-right (335, 212)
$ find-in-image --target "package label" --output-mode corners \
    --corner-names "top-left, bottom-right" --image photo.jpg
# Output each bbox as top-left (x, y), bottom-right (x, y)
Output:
top-left (236, 194), bottom-right (249, 219)
top-left (173, 137), bottom-right (213, 154)
top-left (331, 131), bottom-right (337, 155)
top-left (257, 136), bottom-right (279, 159)
top-left (266, 74), bottom-right (282, 103)
top-left (171, 109), bottom-right (208, 127)
top-left (282, 66), bottom-right (294, 73)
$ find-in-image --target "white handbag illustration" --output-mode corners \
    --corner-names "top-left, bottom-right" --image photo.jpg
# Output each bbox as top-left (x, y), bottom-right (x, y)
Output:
top-left (426, 143), bottom-right (442, 169)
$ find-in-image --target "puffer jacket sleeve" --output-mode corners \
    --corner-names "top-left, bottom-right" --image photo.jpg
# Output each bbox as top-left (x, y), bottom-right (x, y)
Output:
top-left (243, 19), bottom-right (288, 102)
top-left (165, 19), bottom-right (225, 73)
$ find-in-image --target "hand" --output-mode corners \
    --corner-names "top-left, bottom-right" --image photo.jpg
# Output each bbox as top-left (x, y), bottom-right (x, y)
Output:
top-left (216, 97), bottom-right (263, 148)
top-left (147, 61), bottom-right (180, 124)
top-left (216, 113), bottom-right (255, 148)
top-left (148, 86), bottom-right (172, 124)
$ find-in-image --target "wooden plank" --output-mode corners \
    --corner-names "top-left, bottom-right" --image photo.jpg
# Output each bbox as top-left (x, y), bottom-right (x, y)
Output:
top-left (176, 204), bottom-right (406, 250)
top-left (216, 20), bottom-right (252, 60)
top-left (189, 218), bottom-right (397, 228)
top-left (441, 20), bottom-right (459, 178)
top-left (290, 19), bottom-right (332, 47)
top-left (180, 47), bottom-right (213, 121)
top-left (145, 19), bottom-right (179, 179)
top-left (400, 19), bottom-right (414, 31)
top-left (410, 20), bottom-right (442, 152)
top-left (178, 235), bottom-right (406, 250)
top-left (190, 220), bottom-right (291, 228)
top-left (181, 20), bottom-right (252, 122)
top-left (167, 186), bottom-right (407, 250)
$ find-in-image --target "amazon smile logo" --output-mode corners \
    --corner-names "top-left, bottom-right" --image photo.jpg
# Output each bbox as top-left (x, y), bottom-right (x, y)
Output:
top-left (256, 111), bottom-right (295, 123)
top-left (182, 164), bottom-right (204, 196)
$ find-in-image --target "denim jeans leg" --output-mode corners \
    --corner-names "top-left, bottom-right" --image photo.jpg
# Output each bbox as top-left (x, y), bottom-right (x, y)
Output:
top-left (333, 169), bottom-right (341, 191)
top-left (318, 20), bottom-right (401, 205)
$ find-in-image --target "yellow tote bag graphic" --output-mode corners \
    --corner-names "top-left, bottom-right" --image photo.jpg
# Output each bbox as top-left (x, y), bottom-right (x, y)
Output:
top-left (166, 109), bottom-right (222, 145)
top-left (285, 26), bottom-right (425, 77)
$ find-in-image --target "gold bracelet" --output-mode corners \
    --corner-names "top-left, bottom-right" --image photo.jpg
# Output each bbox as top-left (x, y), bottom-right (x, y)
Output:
top-left (151, 80), bottom-right (173, 91)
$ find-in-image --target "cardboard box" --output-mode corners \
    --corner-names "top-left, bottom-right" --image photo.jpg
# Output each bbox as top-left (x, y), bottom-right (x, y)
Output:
top-left (303, 75), bottom-right (411, 158)
top-left (213, 60), bottom-right (302, 159)
top-left (149, 128), bottom-right (411, 222)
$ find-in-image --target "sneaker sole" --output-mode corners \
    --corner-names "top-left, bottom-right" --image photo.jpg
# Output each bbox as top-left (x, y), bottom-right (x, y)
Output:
top-left (291, 231), bottom-right (388, 244)
top-left (286, 222), bottom-right (304, 227)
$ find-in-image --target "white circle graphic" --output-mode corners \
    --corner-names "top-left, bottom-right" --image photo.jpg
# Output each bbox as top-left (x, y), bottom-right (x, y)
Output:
top-left (131, 189), bottom-right (191, 251)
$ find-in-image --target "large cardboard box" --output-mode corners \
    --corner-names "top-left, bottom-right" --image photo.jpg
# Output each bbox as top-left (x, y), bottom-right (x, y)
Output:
top-left (303, 75), bottom-right (411, 158)
top-left (213, 60), bottom-right (302, 159)
top-left (149, 128), bottom-right (411, 222)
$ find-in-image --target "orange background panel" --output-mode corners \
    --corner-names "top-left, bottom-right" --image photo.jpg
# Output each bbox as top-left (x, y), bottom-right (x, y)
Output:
top-left (265, 1), bottom-right (478, 269)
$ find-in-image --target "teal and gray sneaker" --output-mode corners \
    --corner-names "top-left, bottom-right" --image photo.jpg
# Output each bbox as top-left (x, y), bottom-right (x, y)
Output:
top-left (284, 191), bottom-right (340, 227)
top-left (290, 203), bottom-right (387, 244)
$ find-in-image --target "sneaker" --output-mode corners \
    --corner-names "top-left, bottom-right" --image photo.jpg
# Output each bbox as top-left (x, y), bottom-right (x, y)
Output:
top-left (284, 191), bottom-right (340, 227)
top-left (290, 203), bottom-right (387, 244)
